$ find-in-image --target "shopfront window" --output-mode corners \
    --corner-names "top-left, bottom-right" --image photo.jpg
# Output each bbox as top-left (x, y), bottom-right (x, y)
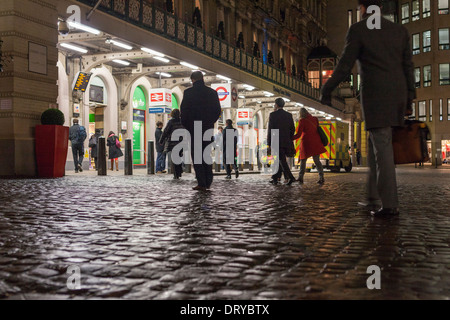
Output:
top-left (132, 86), bottom-right (147, 165)
top-left (439, 0), bottom-right (449, 14)
top-left (423, 30), bottom-right (431, 52)
top-left (424, 65), bottom-right (432, 87)
top-left (413, 33), bottom-right (420, 55)
top-left (402, 3), bottom-right (410, 24)
top-left (415, 67), bottom-right (421, 88)
top-left (423, 0), bottom-right (431, 18)
top-left (419, 101), bottom-right (426, 121)
top-left (412, 0), bottom-right (420, 20)
top-left (440, 64), bottom-right (450, 85)
top-left (439, 28), bottom-right (450, 50)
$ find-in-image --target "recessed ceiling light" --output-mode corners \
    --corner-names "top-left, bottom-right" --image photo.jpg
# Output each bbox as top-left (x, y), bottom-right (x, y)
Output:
top-left (217, 75), bottom-right (231, 81)
top-left (156, 72), bottom-right (172, 78)
top-left (153, 56), bottom-right (170, 63)
top-left (180, 61), bottom-right (198, 70)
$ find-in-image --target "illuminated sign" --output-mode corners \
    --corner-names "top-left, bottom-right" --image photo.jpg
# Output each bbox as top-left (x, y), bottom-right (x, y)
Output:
top-left (73, 72), bottom-right (92, 92)
top-left (237, 108), bottom-right (254, 126)
top-left (211, 83), bottom-right (238, 109)
top-left (149, 88), bottom-right (172, 114)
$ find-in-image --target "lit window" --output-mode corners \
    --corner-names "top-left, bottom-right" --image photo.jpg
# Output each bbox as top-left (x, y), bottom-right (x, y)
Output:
top-left (419, 101), bottom-right (426, 121)
top-left (348, 10), bottom-right (353, 28)
top-left (413, 33), bottom-right (421, 55)
top-left (410, 102), bottom-right (416, 120)
top-left (415, 67), bottom-right (421, 88)
top-left (402, 3), bottom-right (410, 24)
top-left (448, 99), bottom-right (450, 120)
top-left (424, 65), bottom-right (432, 87)
top-left (423, 0), bottom-right (431, 18)
top-left (412, 0), bottom-right (420, 21)
top-left (440, 64), bottom-right (450, 85)
top-left (439, 28), bottom-right (450, 50)
top-left (423, 30), bottom-right (431, 52)
top-left (429, 100), bottom-right (433, 122)
top-left (439, 0), bottom-right (449, 15)
top-left (440, 99), bottom-right (444, 121)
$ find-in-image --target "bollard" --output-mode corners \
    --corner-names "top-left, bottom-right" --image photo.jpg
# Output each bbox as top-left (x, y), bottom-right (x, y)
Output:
top-left (124, 139), bottom-right (133, 176)
top-left (147, 141), bottom-right (155, 175)
top-left (97, 137), bottom-right (107, 176)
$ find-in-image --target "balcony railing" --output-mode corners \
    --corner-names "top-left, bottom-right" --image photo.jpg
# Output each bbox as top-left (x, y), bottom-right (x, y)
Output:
top-left (76, 0), bottom-right (323, 103)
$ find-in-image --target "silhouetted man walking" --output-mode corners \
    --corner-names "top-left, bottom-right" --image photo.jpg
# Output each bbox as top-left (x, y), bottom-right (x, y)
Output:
top-left (181, 71), bottom-right (221, 191)
top-left (321, 0), bottom-right (416, 217)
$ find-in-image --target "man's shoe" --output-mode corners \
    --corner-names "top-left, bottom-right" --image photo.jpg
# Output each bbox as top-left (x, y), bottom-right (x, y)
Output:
top-left (161, 170), bottom-right (167, 173)
top-left (235, 170), bottom-right (239, 179)
top-left (193, 186), bottom-right (208, 191)
top-left (78, 164), bottom-right (83, 172)
top-left (269, 179), bottom-right (278, 185)
top-left (317, 177), bottom-right (325, 184)
top-left (358, 200), bottom-right (381, 211)
top-left (371, 208), bottom-right (400, 217)
top-left (286, 178), bottom-right (296, 186)
top-left (225, 175), bottom-right (232, 180)
top-left (75, 170), bottom-right (79, 174)
top-left (156, 171), bottom-right (163, 174)
top-left (298, 177), bottom-right (304, 185)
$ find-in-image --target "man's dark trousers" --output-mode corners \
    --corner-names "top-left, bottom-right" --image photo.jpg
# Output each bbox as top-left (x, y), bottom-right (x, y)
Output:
top-left (272, 147), bottom-right (295, 181)
top-left (72, 143), bottom-right (84, 171)
top-left (191, 136), bottom-right (214, 188)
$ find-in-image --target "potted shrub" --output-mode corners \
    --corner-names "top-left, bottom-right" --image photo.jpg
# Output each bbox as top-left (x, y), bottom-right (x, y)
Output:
top-left (35, 109), bottom-right (69, 178)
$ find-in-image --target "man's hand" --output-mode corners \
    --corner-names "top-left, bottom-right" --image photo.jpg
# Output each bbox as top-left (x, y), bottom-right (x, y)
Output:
top-left (320, 94), bottom-right (332, 107)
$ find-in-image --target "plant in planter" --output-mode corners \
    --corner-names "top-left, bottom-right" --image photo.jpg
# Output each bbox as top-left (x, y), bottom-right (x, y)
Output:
top-left (35, 109), bottom-right (69, 178)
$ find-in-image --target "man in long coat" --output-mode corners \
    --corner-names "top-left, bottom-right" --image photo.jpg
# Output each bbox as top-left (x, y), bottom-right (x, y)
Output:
top-left (321, 0), bottom-right (416, 217)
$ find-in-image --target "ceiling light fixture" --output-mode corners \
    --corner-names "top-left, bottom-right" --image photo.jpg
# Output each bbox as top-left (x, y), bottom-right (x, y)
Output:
top-left (108, 39), bottom-right (133, 50)
top-left (180, 61), bottom-right (199, 70)
top-left (141, 47), bottom-right (165, 57)
top-left (112, 59), bottom-right (130, 66)
top-left (243, 85), bottom-right (255, 91)
top-left (67, 21), bottom-right (101, 35)
top-left (217, 75), bottom-right (231, 81)
top-left (153, 56), bottom-right (170, 63)
top-left (156, 72), bottom-right (172, 78)
top-left (60, 43), bottom-right (88, 53)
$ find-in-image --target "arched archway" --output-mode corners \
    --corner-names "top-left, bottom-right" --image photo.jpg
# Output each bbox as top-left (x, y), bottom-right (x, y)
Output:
top-left (83, 66), bottom-right (119, 138)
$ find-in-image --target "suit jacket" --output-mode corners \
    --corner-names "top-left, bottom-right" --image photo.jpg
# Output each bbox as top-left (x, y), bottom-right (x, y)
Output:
top-left (267, 109), bottom-right (296, 150)
top-left (322, 17), bottom-right (416, 130)
top-left (180, 80), bottom-right (222, 134)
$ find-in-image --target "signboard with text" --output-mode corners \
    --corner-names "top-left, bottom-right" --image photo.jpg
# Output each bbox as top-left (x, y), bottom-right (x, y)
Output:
top-left (237, 108), bottom-right (254, 126)
top-left (149, 88), bottom-right (172, 114)
top-left (211, 83), bottom-right (238, 109)
top-left (73, 72), bottom-right (92, 92)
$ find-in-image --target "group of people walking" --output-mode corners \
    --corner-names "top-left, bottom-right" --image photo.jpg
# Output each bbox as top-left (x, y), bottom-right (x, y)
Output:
top-left (68, 0), bottom-right (415, 218)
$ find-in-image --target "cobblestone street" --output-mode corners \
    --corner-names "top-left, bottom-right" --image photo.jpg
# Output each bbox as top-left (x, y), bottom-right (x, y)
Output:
top-left (0, 166), bottom-right (449, 300)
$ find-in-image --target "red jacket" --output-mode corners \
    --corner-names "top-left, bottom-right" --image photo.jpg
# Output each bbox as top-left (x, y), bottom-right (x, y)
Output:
top-left (293, 115), bottom-right (326, 160)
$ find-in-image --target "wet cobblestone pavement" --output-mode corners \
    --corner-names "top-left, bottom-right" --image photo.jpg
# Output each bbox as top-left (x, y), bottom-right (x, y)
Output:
top-left (0, 167), bottom-right (449, 300)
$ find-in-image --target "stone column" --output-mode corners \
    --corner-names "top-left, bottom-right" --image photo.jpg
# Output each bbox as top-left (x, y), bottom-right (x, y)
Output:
top-left (0, 0), bottom-right (58, 177)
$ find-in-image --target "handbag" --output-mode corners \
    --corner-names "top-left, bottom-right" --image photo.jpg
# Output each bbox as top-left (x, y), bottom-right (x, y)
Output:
top-left (392, 120), bottom-right (430, 165)
top-left (306, 118), bottom-right (328, 146)
top-left (115, 136), bottom-right (121, 149)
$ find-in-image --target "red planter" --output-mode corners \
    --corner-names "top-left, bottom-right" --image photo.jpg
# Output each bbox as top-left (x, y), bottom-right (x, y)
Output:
top-left (35, 125), bottom-right (69, 178)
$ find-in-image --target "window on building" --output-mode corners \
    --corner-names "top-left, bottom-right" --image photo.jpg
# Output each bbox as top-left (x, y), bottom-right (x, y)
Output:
top-left (423, 0), bottom-right (431, 17)
top-left (419, 101), bottom-right (426, 121)
top-left (424, 65), bottom-right (432, 87)
top-left (440, 99), bottom-right (444, 121)
top-left (440, 64), bottom-right (450, 85)
top-left (357, 9), bottom-right (361, 22)
top-left (415, 67), bottom-right (421, 87)
top-left (429, 100), bottom-right (433, 122)
top-left (448, 99), bottom-right (450, 120)
top-left (439, 0), bottom-right (449, 14)
top-left (423, 30), bottom-right (431, 52)
top-left (412, 0), bottom-right (420, 20)
top-left (410, 102), bottom-right (417, 120)
top-left (348, 10), bottom-right (353, 28)
top-left (402, 3), bottom-right (410, 23)
top-left (357, 74), bottom-right (361, 91)
top-left (439, 28), bottom-right (450, 50)
top-left (308, 61), bottom-right (320, 89)
top-left (413, 33), bottom-right (421, 55)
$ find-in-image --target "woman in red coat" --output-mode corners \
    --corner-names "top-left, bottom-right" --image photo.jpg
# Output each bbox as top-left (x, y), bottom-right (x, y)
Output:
top-left (293, 108), bottom-right (326, 184)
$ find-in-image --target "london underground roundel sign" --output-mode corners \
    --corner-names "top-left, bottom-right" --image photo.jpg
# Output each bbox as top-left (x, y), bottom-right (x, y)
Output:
top-left (216, 86), bottom-right (230, 102)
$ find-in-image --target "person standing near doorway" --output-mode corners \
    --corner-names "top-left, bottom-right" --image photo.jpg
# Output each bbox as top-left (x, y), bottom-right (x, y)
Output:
top-left (155, 121), bottom-right (166, 174)
top-left (293, 108), bottom-right (326, 184)
top-left (160, 109), bottom-right (185, 180)
top-left (89, 129), bottom-right (102, 170)
top-left (107, 131), bottom-right (123, 171)
top-left (69, 119), bottom-right (87, 173)
top-left (267, 98), bottom-right (296, 186)
top-left (223, 119), bottom-right (239, 180)
top-left (320, 0), bottom-right (416, 217)
top-left (180, 71), bottom-right (221, 191)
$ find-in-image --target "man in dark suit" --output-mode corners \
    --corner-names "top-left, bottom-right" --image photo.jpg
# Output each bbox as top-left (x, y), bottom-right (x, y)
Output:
top-left (222, 119), bottom-right (239, 180)
top-left (321, 0), bottom-right (416, 217)
top-left (267, 98), bottom-right (296, 185)
top-left (181, 71), bottom-right (222, 191)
